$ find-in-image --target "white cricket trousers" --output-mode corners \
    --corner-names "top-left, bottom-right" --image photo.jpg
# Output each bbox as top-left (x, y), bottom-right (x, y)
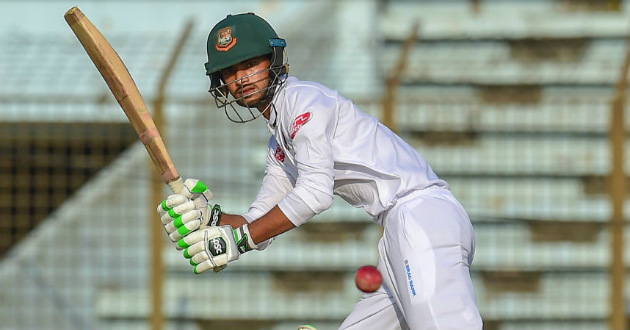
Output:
top-left (339, 186), bottom-right (483, 330)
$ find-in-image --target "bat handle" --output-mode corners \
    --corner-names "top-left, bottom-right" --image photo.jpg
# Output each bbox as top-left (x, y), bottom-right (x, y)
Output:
top-left (167, 177), bottom-right (184, 194)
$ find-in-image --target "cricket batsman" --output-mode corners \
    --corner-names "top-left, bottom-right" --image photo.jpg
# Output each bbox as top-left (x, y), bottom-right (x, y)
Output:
top-left (157, 12), bottom-right (483, 330)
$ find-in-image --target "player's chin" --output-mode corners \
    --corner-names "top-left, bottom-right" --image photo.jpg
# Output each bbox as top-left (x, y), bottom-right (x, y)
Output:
top-left (236, 92), bottom-right (265, 108)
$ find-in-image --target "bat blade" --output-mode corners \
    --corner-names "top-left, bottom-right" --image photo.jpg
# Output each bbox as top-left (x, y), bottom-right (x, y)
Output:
top-left (64, 6), bottom-right (183, 193)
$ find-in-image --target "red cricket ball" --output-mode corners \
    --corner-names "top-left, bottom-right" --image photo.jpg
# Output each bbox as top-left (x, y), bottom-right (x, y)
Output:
top-left (355, 265), bottom-right (383, 293)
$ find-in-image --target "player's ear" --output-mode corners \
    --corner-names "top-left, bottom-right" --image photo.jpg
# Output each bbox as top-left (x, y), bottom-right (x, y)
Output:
top-left (209, 72), bottom-right (227, 97)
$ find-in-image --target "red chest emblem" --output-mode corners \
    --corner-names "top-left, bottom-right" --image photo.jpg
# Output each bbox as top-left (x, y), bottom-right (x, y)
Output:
top-left (274, 146), bottom-right (285, 163)
top-left (291, 112), bottom-right (312, 139)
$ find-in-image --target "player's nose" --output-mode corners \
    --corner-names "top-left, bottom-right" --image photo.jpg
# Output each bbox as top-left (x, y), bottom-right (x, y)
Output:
top-left (235, 69), bottom-right (250, 83)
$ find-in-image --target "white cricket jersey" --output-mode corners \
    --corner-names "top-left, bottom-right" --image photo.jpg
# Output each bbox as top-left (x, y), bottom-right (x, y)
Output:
top-left (242, 76), bottom-right (448, 227)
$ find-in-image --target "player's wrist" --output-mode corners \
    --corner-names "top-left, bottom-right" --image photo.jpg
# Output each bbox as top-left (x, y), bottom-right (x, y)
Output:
top-left (234, 224), bottom-right (258, 253)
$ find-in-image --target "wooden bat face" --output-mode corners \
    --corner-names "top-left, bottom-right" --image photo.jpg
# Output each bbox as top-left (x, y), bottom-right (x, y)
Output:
top-left (64, 7), bottom-right (183, 193)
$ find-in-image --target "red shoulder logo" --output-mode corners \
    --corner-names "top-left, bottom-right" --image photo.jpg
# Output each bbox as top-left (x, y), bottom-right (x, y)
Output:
top-left (290, 112), bottom-right (312, 139)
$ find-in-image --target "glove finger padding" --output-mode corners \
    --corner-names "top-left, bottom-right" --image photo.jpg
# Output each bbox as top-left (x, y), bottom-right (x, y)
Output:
top-left (157, 194), bottom-right (190, 216)
top-left (160, 200), bottom-right (197, 225)
top-left (156, 179), bottom-right (222, 244)
top-left (184, 179), bottom-right (219, 228)
top-left (158, 203), bottom-right (222, 245)
top-left (158, 198), bottom-right (204, 242)
top-left (169, 218), bottom-right (202, 244)
top-left (163, 210), bottom-right (201, 233)
top-left (181, 179), bottom-right (213, 205)
top-left (182, 240), bottom-right (208, 259)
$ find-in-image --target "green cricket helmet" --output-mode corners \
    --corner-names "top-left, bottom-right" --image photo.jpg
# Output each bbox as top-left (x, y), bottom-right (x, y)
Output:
top-left (205, 13), bottom-right (288, 123)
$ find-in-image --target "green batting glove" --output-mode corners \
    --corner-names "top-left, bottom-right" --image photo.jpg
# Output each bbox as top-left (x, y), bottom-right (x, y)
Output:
top-left (156, 179), bottom-right (221, 247)
top-left (178, 224), bottom-right (258, 274)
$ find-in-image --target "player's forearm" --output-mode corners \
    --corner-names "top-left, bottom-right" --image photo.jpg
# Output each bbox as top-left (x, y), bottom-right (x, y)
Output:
top-left (220, 213), bottom-right (248, 229)
top-left (248, 205), bottom-right (296, 244)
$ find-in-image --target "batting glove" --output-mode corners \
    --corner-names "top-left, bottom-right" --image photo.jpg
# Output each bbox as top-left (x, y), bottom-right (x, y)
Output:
top-left (298, 326), bottom-right (318, 330)
top-left (157, 179), bottom-right (221, 245)
top-left (178, 224), bottom-right (258, 273)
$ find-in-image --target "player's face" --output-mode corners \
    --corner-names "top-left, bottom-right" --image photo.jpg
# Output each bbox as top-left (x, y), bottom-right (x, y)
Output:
top-left (220, 56), bottom-right (272, 111)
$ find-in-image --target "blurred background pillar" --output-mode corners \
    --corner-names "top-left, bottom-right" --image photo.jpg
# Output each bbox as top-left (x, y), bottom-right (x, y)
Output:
top-left (382, 21), bottom-right (418, 134)
top-left (150, 19), bottom-right (194, 330)
top-left (608, 28), bottom-right (629, 330)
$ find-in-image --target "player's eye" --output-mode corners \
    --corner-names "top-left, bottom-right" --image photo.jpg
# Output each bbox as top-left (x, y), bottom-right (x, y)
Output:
top-left (221, 68), bottom-right (236, 79)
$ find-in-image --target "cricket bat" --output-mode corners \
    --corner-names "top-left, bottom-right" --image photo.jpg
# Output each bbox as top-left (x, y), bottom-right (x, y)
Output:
top-left (64, 6), bottom-right (184, 193)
